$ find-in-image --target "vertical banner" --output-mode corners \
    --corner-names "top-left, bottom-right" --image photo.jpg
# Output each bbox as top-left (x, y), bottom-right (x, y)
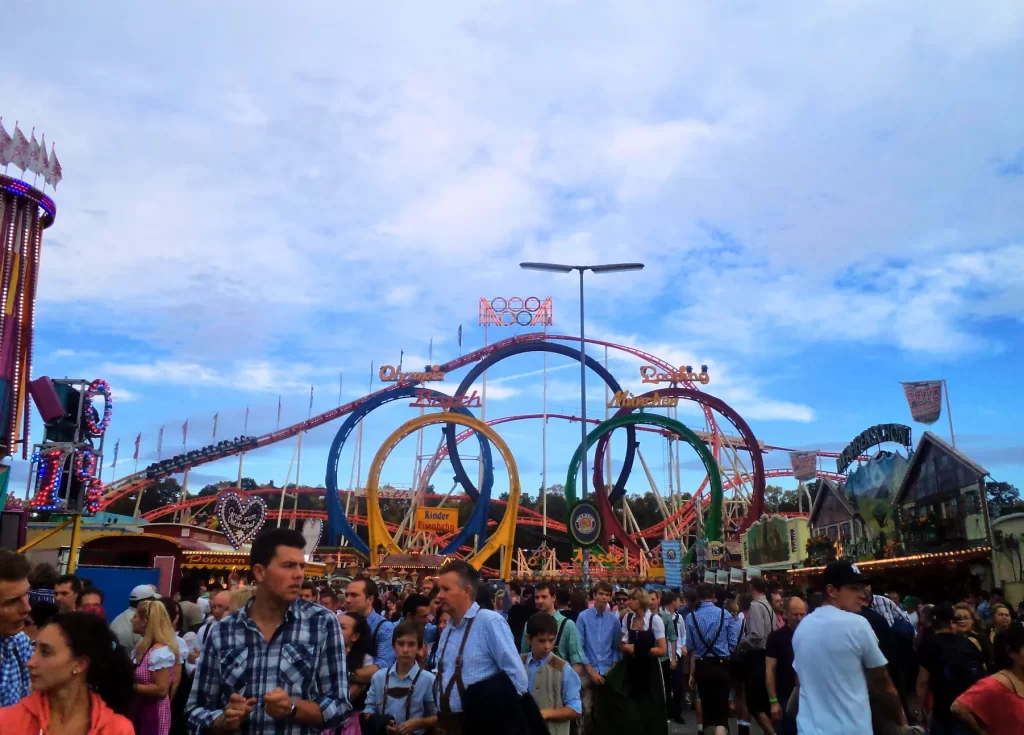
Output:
top-left (662, 539), bottom-right (683, 589)
top-left (901, 380), bottom-right (943, 424)
top-left (0, 465), bottom-right (10, 510)
top-left (789, 451), bottom-right (818, 482)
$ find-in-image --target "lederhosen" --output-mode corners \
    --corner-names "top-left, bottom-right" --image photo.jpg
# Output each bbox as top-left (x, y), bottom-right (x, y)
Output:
top-left (383, 667), bottom-right (424, 723)
top-left (433, 615), bottom-right (476, 735)
top-left (691, 604), bottom-right (731, 730)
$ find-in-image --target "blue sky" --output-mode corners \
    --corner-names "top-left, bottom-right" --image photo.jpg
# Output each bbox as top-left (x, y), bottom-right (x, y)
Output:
top-left (4, 1), bottom-right (1024, 506)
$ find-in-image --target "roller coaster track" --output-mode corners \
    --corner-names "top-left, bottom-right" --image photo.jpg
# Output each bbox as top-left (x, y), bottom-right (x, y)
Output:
top-left (102, 330), bottom-right (852, 553)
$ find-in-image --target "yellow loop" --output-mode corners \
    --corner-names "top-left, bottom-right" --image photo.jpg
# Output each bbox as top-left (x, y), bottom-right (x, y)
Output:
top-left (366, 413), bottom-right (521, 580)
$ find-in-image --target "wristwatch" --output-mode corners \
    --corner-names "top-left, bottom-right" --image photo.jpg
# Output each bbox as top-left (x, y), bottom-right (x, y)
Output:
top-left (289, 701), bottom-right (298, 718)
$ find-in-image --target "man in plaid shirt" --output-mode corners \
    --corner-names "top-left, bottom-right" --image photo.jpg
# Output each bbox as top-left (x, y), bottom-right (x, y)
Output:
top-left (187, 528), bottom-right (350, 733)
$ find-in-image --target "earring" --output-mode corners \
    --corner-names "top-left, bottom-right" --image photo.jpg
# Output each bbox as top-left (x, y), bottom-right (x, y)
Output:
top-left (72, 669), bottom-right (79, 675)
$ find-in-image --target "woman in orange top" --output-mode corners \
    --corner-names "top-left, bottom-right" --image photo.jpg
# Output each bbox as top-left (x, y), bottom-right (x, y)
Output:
top-left (0, 611), bottom-right (135, 734)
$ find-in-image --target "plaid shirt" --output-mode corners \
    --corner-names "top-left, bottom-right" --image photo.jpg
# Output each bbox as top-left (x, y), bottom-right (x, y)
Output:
top-left (187, 598), bottom-right (349, 734)
top-left (870, 595), bottom-right (910, 627)
top-left (0, 633), bottom-right (31, 707)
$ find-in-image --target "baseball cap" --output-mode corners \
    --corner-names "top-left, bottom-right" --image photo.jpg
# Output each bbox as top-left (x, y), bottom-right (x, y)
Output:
top-left (130, 584), bottom-right (160, 602)
top-left (822, 560), bottom-right (867, 589)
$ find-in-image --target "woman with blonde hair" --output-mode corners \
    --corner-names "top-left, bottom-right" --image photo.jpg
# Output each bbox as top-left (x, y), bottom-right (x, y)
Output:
top-left (955, 601), bottom-right (992, 671)
top-left (130, 599), bottom-right (179, 735)
top-left (228, 586), bottom-right (254, 612)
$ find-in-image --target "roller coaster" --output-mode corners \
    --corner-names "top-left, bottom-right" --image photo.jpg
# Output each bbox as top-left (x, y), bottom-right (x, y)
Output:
top-left (98, 332), bottom-right (853, 574)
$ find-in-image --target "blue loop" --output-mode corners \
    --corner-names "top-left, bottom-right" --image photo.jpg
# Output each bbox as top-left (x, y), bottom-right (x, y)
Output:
top-left (325, 386), bottom-right (494, 556)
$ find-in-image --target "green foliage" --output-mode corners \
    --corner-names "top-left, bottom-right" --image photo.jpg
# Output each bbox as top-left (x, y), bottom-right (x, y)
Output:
top-left (987, 481), bottom-right (1023, 518)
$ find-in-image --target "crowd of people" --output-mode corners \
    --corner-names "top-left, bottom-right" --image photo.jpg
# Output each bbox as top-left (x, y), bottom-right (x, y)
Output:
top-left (1, 534), bottom-right (1023, 734)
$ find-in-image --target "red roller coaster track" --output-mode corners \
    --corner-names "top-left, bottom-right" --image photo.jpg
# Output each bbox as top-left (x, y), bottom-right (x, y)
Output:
top-left (102, 331), bottom-right (851, 554)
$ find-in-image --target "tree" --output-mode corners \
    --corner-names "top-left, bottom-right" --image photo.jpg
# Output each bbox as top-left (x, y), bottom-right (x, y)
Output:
top-left (987, 481), bottom-right (1023, 518)
top-left (106, 477), bottom-right (183, 517)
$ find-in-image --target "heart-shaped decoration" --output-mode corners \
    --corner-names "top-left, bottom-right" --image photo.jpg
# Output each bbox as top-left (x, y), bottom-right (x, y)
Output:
top-left (301, 519), bottom-right (323, 555)
top-left (216, 492), bottom-right (267, 549)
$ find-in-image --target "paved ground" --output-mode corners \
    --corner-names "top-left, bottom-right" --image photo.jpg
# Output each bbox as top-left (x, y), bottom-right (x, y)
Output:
top-left (668, 718), bottom-right (765, 734)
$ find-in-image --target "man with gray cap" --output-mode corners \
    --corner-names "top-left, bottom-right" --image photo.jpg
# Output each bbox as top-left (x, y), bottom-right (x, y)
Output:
top-left (110, 583), bottom-right (160, 652)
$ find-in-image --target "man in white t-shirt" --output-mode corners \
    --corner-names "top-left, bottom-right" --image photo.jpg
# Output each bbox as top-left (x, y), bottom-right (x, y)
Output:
top-left (792, 561), bottom-right (906, 735)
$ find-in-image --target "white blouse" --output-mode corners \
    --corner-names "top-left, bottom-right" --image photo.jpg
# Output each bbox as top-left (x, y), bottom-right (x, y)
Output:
top-left (620, 609), bottom-right (666, 643)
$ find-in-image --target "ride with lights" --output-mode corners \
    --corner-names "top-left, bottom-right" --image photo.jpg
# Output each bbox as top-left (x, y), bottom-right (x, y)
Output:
top-left (27, 377), bottom-right (112, 515)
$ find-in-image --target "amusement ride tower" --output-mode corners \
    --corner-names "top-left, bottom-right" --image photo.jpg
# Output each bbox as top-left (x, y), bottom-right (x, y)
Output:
top-left (0, 121), bottom-right (59, 460)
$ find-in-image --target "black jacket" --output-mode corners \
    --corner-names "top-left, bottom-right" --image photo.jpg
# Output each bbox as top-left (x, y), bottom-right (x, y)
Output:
top-left (462, 672), bottom-right (547, 735)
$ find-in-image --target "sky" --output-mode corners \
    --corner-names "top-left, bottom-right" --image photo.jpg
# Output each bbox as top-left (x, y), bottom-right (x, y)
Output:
top-left (3, 1), bottom-right (1023, 511)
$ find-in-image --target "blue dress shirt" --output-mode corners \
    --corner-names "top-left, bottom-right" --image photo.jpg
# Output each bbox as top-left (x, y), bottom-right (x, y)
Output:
top-left (432, 602), bottom-right (528, 713)
top-left (525, 653), bottom-right (583, 715)
top-left (575, 606), bottom-right (621, 675)
top-left (365, 609), bottom-right (396, 670)
top-left (685, 602), bottom-right (738, 659)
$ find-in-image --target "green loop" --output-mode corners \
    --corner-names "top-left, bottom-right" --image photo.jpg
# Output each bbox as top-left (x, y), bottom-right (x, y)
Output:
top-left (565, 413), bottom-right (724, 565)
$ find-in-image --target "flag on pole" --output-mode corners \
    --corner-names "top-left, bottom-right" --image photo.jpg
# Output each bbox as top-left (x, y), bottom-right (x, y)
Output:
top-left (133, 432), bottom-right (141, 460)
top-left (27, 129), bottom-right (40, 175)
top-left (458, 325), bottom-right (462, 348)
top-left (212, 413), bottom-right (219, 439)
top-left (338, 373), bottom-right (343, 405)
top-left (789, 451), bottom-right (818, 482)
top-left (156, 426), bottom-right (164, 460)
top-left (276, 397), bottom-right (281, 431)
top-left (12, 124), bottom-right (31, 172)
top-left (0, 119), bottom-right (12, 168)
top-left (399, 350), bottom-right (404, 371)
top-left (48, 143), bottom-right (62, 189)
top-left (38, 135), bottom-right (49, 183)
top-left (308, 385), bottom-right (314, 417)
top-left (182, 419), bottom-right (189, 447)
top-left (111, 439), bottom-right (120, 468)
top-left (244, 405), bottom-right (250, 434)
top-left (901, 380), bottom-right (944, 424)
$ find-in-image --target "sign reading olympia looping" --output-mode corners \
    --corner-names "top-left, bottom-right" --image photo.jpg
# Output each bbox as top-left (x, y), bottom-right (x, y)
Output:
top-left (836, 424), bottom-right (913, 474)
top-left (478, 296), bottom-right (554, 327)
top-left (216, 492), bottom-right (268, 549)
top-left (640, 365), bottom-right (711, 385)
top-left (379, 365), bottom-right (445, 382)
top-left (569, 500), bottom-right (602, 548)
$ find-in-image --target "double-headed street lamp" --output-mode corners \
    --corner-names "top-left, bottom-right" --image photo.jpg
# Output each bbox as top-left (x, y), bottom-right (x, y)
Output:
top-left (520, 261), bottom-right (645, 584)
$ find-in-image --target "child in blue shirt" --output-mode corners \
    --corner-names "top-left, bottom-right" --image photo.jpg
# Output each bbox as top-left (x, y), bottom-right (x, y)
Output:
top-left (364, 619), bottom-right (437, 735)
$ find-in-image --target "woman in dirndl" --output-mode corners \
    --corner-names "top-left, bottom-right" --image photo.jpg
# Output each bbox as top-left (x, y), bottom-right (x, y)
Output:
top-left (129, 599), bottom-right (179, 735)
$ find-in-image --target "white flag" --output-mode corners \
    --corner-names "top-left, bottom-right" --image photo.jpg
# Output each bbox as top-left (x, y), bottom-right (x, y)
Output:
top-left (48, 143), bottom-right (62, 189)
top-left (11, 124), bottom-right (31, 172)
top-left (39, 135), bottom-right (49, 184)
top-left (27, 129), bottom-right (40, 175)
top-left (0, 119), bottom-right (12, 168)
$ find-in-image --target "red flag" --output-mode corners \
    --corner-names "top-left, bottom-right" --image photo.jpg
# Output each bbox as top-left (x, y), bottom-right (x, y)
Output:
top-left (133, 432), bottom-right (141, 460)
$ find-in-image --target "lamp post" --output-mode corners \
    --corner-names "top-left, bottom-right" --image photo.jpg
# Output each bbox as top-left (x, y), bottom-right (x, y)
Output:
top-left (520, 261), bottom-right (644, 585)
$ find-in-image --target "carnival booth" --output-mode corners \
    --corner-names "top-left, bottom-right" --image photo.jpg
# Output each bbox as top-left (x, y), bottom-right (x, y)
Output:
top-left (79, 523), bottom-right (326, 598)
top-left (790, 431), bottom-right (996, 598)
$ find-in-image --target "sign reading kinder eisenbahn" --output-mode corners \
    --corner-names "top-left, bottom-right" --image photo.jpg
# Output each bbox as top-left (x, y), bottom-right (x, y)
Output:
top-left (836, 423), bottom-right (912, 474)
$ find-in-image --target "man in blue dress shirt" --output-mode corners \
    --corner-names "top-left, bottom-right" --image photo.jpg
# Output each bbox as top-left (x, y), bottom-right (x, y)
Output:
top-left (575, 580), bottom-right (620, 734)
top-left (346, 575), bottom-right (396, 685)
top-left (432, 560), bottom-right (527, 735)
top-left (685, 583), bottom-right (739, 735)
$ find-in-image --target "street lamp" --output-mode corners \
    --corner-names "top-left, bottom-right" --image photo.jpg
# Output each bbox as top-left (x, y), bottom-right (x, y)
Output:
top-left (520, 261), bottom-right (644, 584)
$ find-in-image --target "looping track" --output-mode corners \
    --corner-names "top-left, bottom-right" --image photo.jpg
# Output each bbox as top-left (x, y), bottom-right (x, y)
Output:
top-left (100, 331), bottom-right (843, 560)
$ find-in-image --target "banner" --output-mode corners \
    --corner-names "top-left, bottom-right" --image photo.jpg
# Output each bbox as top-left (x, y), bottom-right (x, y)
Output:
top-left (662, 539), bottom-right (683, 589)
top-left (901, 380), bottom-right (943, 425)
top-left (789, 451), bottom-right (818, 482)
top-left (414, 507), bottom-right (458, 534)
top-left (715, 569), bottom-right (728, 586)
